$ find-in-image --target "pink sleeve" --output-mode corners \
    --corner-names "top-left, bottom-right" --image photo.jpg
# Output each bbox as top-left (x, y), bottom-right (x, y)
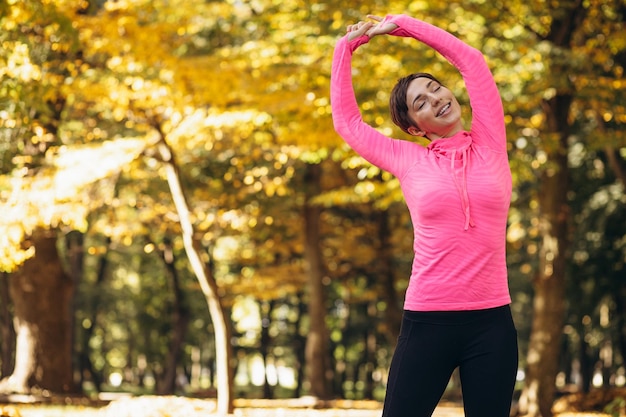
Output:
top-left (386, 14), bottom-right (507, 152)
top-left (330, 35), bottom-right (424, 178)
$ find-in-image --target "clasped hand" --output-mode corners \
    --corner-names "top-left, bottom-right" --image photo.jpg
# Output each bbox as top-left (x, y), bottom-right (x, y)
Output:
top-left (346, 15), bottom-right (398, 41)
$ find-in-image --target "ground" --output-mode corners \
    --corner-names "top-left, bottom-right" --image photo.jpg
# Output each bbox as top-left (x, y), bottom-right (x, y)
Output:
top-left (0, 395), bottom-right (624, 417)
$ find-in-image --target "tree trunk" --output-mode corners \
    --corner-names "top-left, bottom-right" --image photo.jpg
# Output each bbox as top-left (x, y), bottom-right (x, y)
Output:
top-left (579, 324), bottom-right (593, 393)
top-left (375, 210), bottom-right (402, 346)
top-left (260, 299), bottom-right (275, 399)
top-left (156, 237), bottom-right (190, 395)
top-left (303, 162), bottom-right (332, 399)
top-left (77, 236), bottom-right (110, 391)
top-left (0, 273), bottom-right (16, 377)
top-left (363, 302), bottom-right (377, 399)
top-left (65, 231), bottom-right (84, 392)
top-left (614, 293), bottom-right (626, 387)
top-left (293, 292), bottom-right (306, 398)
top-left (518, 2), bottom-right (586, 414)
top-left (518, 97), bottom-right (572, 417)
top-left (0, 229), bottom-right (75, 394)
top-left (156, 135), bottom-right (234, 414)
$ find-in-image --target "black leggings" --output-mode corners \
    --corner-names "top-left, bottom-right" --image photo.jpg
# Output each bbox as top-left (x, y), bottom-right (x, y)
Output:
top-left (382, 305), bottom-right (518, 417)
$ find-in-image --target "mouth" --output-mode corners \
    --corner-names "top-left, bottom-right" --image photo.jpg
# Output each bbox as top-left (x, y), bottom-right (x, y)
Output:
top-left (437, 103), bottom-right (451, 117)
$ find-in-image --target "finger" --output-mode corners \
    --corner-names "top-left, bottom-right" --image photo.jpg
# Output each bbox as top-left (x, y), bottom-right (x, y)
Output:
top-left (347, 23), bottom-right (362, 33)
top-left (347, 21), bottom-right (373, 40)
top-left (359, 21), bottom-right (374, 34)
top-left (350, 21), bottom-right (371, 32)
top-left (367, 14), bottom-right (383, 22)
top-left (347, 21), bottom-right (365, 32)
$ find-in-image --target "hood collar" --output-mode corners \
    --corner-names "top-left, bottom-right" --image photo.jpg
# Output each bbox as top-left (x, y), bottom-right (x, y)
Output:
top-left (427, 131), bottom-right (471, 156)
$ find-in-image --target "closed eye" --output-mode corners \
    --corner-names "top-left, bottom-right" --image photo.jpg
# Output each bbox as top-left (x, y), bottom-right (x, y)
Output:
top-left (411, 81), bottom-right (443, 111)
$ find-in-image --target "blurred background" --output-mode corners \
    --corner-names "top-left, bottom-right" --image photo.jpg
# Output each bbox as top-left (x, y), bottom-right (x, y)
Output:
top-left (0, 0), bottom-right (624, 416)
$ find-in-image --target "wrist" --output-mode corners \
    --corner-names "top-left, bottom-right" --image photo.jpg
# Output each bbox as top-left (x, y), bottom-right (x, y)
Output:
top-left (345, 33), bottom-right (370, 51)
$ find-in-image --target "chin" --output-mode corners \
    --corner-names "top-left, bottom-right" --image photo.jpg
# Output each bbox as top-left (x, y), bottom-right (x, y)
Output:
top-left (450, 110), bottom-right (462, 124)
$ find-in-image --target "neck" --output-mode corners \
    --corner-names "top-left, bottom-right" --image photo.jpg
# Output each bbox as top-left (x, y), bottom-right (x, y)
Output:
top-left (427, 123), bottom-right (464, 141)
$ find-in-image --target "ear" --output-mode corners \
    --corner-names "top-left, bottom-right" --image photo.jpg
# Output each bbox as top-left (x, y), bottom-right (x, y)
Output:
top-left (407, 126), bottom-right (425, 137)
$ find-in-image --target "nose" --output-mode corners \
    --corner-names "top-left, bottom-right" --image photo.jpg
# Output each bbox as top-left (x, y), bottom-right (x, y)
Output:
top-left (428, 93), bottom-right (442, 106)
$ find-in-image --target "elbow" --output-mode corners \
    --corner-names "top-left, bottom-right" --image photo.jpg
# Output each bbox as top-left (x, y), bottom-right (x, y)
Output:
top-left (331, 114), bottom-right (359, 142)
top-left (332, 118), bottom-right (349, 139)
top-left (331, 113), bottom-right (345, 136)
top-left (470, 47), bottom-right (488, 63)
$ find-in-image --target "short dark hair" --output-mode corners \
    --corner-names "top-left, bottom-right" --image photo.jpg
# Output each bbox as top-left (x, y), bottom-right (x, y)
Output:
top-left (389, 73), bottom-right (442, 134)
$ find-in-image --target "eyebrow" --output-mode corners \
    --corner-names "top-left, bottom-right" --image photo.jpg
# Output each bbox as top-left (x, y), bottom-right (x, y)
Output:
top-left (411, 80), bottom-right (434, 109)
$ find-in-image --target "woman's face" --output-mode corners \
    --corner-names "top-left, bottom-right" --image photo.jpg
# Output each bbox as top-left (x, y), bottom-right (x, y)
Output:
top-left (405, 77), bottom-right (463, 139)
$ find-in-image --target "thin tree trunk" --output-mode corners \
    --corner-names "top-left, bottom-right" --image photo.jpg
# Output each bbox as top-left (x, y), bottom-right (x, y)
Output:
top-left (78, 236), bottom-right (110, 391)
top-left (363, 302), bottom-right (377, 399)
top-left (65, 231), bottom-right (84, 393)
top-left (605, 146), bottom-right (626, 186)
top-left (293, 293), bottom-right (306, 398)
top-left (156, 237), bottom-right (190, 395)
top-left (155, 134), bottom-right (234, 414)
top-left (578, 324), bottom-right (592, 393)
top-left (0, 273), bottom-right (15, 377)
top-left (614, 294), bottom-right (626, 387)
top-left (260, 300), bottom-right (275, 399)
top-left (303, 162), bottom-right (332, 400)
top-left (375, 210), bottom-right (402, 346)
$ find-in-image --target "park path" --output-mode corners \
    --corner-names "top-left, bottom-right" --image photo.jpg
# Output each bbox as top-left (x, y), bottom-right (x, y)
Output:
top-left (13, 396), bottom-right (616, 417)
top-left (93, 396), bottom-right (466, 417)
top-left (13, 402), bottom-right (465, 417)
top-left (231, 406), bottom-right (464, 417)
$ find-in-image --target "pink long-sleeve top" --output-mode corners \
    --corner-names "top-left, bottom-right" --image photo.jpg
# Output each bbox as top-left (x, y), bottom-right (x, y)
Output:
top-left (331, 14), bottom-right (512, 311)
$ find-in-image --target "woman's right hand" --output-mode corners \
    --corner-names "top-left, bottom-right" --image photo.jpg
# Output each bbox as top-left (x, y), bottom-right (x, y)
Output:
top-left (347, 20), bottom-right (375, 41)
top-left (347, 15), bottom-right (398, 41)
top-left (364, 15), bottom-right (398, 37)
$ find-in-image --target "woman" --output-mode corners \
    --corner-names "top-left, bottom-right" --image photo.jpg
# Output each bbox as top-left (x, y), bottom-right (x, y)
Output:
top-left (330, 14), bottom-right (518, 417)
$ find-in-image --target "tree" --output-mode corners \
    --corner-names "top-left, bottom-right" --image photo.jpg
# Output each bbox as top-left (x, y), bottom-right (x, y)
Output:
top-left (153, 129), bottom-right (235, 412)
top-left (303, 162), bottom-right (333, 399)
top-left (0, 273), bottom-right (15, 377)
top-left (501, 1), bottom-right (625, 415)
top-left (1, 230), bottom-right (75, 394)
top-left (0, 0), bottom-right (131, 395)
top-left (153, 236), bottom-right (190, 395)
top-left (565, 142), bottom-right (626, 392)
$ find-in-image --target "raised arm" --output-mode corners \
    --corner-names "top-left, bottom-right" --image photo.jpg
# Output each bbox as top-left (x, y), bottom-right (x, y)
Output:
top-left (330, 29), bottom-right (423, 177)
top-left (382, 14), bottom-right (507, 152)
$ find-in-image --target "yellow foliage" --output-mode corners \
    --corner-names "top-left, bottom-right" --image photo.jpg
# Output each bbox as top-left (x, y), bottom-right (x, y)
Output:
top-left (2, 0), bottom-right (624, 287)
top-left (0, 138), bottom-right (147, 271)
top-left (0, 405), bottom-right (21, 417)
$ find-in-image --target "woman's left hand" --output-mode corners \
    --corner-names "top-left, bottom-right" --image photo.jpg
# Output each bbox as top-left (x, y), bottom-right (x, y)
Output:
top-left (347, 20), bottom-right (374, 41)
top-left (364, 15), bottom-right (398, 37)
top-left (347, 15), bottom-right (398, 41)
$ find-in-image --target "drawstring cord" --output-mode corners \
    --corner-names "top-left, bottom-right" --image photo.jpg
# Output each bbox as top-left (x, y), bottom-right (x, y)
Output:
top-left (450, 149), bottom-right (475, 230)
